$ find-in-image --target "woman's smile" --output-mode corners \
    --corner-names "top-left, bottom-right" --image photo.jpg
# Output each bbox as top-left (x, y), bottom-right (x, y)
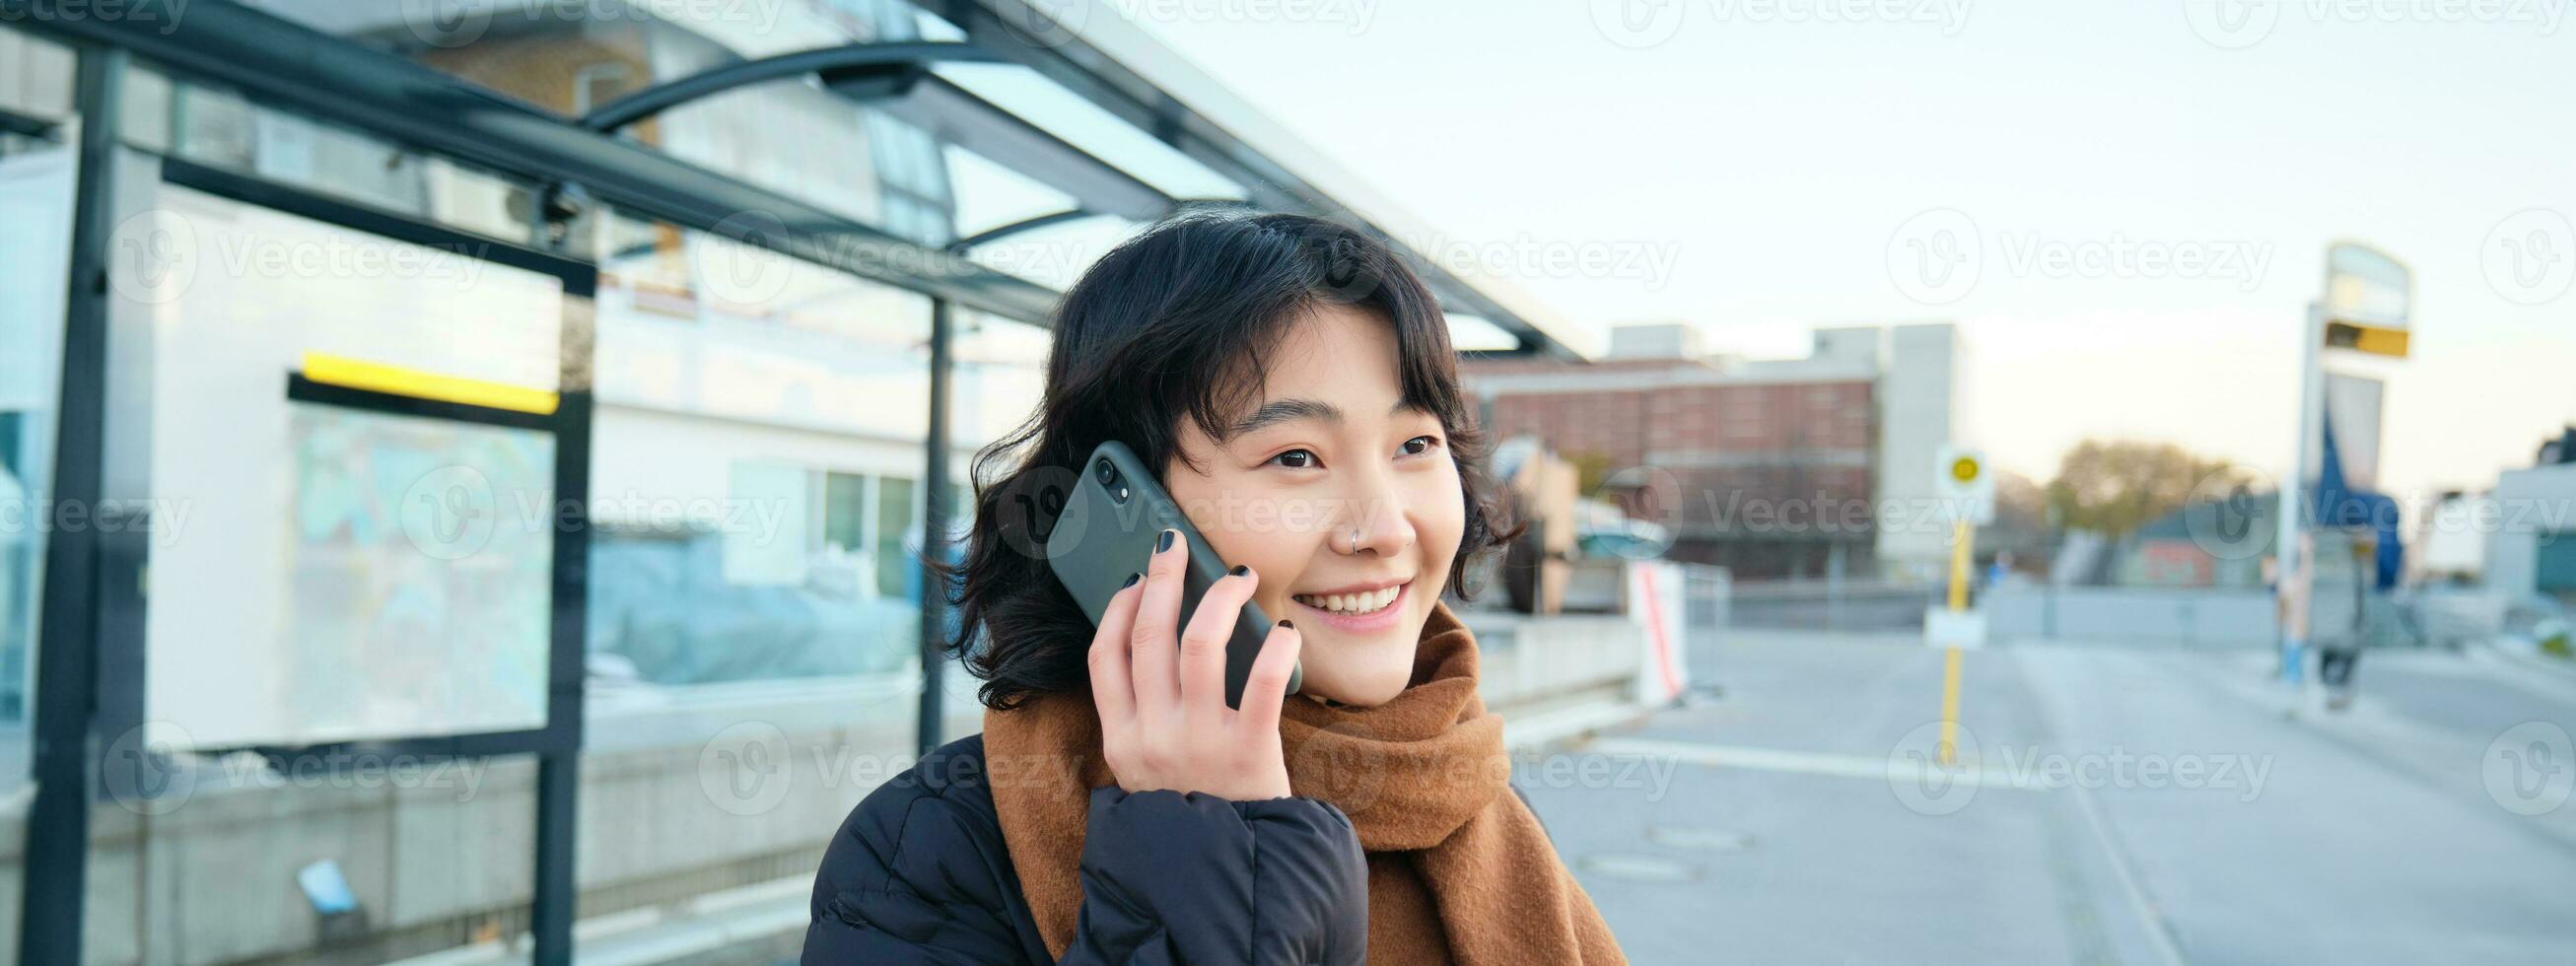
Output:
top-left (1288, 578), bottom-right (1413, 635)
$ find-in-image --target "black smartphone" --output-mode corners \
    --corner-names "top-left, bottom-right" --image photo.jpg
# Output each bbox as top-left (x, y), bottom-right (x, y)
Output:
top-left (1043, 439), bottom-right (1302, 709)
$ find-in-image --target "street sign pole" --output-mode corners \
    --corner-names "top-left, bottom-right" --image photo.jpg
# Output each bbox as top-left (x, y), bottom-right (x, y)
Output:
top-left (2275, 301), bottom-right (2323, 686)
top-left (1947, 517), bottom-right (1973, 612)
top-left (2279, 242), bottom-right (2409, 687)
top-left (1939, 517), bottom-right (1971, 765)
top-left (1927, 447), bottom-right (1990, 766)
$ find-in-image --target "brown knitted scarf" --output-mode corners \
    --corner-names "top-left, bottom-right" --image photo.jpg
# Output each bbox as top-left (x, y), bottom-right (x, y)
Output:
top-left (981, 598), bottom-right (1626, 965)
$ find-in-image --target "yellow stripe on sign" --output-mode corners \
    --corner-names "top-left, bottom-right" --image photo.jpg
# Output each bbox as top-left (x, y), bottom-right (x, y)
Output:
top-left (301, 352), bottom-right (559, 415)
top-left (2325, 320), bottom-right (2410, 359)
top-left (2350, 326), bottom-right (2408, 358)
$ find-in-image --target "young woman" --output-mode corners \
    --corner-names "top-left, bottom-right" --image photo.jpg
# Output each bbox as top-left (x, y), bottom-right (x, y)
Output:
top-left (802, 211), bottom-right (1624, 965)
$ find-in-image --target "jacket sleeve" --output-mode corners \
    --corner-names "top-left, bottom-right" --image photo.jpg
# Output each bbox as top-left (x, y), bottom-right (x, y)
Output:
top-left (803, 762), bottom-right (1368, 965)
top-left (1058, 786), bottom-right (1368, 965)
top-left (803, 772), bottom-right (1039, 965)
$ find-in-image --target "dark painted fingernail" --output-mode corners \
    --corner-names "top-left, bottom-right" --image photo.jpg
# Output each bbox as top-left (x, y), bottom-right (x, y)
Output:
top-left (1155, 528), bottom-right (1176, 552)
top-left (1122, 572), bottom-right (1141, 588)
top-left (1278, 619), bottom-right (1293, 629)
top-left (1229, 564), bottom-right (1250, 577)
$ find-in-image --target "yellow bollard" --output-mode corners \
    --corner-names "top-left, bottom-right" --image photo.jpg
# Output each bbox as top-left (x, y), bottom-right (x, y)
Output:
top-left (1939, 518), bottom-right (1971, 765)
top-left (1947, 518), bottom-right (1972, 612)
top-left (1939, 646), bottom-right (1963, 766)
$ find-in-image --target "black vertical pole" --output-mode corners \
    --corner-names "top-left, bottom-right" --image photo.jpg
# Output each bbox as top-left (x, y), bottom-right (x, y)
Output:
top-left (23, 45), bottom-right (124, 966)
top-left (530, 207), bottom-right (593, 966)
top-left (917, 299), bottom-right (953, 756)
top-left (530, 718), bottom-right (581, 966)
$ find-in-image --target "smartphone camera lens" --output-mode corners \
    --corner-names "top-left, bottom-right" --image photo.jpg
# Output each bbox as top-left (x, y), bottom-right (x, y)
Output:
top-left (1097, 458), bottom-right (1130, 504)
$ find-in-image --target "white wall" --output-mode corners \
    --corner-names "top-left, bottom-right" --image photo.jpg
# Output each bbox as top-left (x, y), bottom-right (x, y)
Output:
top-left (2486, 462), bottom-right (2576, 599)
top-left (1875, 323), bottom-right (1959, 579)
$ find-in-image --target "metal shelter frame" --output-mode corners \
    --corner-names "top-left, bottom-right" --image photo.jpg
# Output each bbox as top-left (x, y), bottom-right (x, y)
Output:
top-left (5, 1), bottom-right (1591, 961)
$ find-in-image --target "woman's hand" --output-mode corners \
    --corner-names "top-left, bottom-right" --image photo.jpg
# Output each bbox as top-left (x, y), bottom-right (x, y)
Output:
top-left (1088, 527), bottom-right (1302, 801)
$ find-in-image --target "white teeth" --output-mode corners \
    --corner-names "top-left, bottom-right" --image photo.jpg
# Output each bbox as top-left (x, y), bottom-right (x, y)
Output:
top-left (1294, 585), bottom-right (1399, 615)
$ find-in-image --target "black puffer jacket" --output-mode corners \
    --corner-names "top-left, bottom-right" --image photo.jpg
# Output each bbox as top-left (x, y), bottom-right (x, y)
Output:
top-left (801, 733), bottom-right (1371, 964)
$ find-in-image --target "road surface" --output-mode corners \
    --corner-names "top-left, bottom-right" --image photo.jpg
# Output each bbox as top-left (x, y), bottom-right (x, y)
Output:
top-left (1522, 633), bottom-right (2576, 965)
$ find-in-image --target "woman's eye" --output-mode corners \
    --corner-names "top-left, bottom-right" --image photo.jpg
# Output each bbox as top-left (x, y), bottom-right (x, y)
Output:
top-left (1270, 438), bottom-right (1438, 469)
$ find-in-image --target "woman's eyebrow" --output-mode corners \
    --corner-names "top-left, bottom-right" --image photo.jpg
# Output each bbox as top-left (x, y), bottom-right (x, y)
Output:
top-left (1225, 398), bottom-right (1419, 437)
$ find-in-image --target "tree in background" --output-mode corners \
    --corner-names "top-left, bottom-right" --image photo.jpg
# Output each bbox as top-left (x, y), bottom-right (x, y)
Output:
top-left (2044, 439), bottom-right (2242, 539)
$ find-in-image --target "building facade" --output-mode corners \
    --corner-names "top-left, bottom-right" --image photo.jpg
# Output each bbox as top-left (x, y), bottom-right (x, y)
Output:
top-left (1463, 321), bottom-right (1961, 582)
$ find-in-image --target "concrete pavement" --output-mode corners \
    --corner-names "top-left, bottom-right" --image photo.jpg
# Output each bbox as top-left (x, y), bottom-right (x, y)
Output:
top-left (1524, 632), bottom-right (2576, 965)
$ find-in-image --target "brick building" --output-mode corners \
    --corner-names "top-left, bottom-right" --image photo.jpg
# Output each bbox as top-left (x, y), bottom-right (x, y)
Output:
top-left (1464, 322), bottom-right (1962, 581)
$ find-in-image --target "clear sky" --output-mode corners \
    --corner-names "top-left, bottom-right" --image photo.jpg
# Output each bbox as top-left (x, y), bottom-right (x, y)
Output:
top-left (1116, 0), bottom-right (2576, 508)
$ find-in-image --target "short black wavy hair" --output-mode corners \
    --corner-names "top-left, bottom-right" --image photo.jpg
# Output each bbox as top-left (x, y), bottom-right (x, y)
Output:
top-left (930, 210), bottom-right (1525, 711)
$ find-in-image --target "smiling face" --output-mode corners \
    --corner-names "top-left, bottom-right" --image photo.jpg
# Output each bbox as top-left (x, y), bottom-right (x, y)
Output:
top-left (1161, 305), bottom-right (1467, 707)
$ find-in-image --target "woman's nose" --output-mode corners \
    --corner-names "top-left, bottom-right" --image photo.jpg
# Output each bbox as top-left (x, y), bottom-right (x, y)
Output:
top-left (1336, 481), bottom-right (1416, 556)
